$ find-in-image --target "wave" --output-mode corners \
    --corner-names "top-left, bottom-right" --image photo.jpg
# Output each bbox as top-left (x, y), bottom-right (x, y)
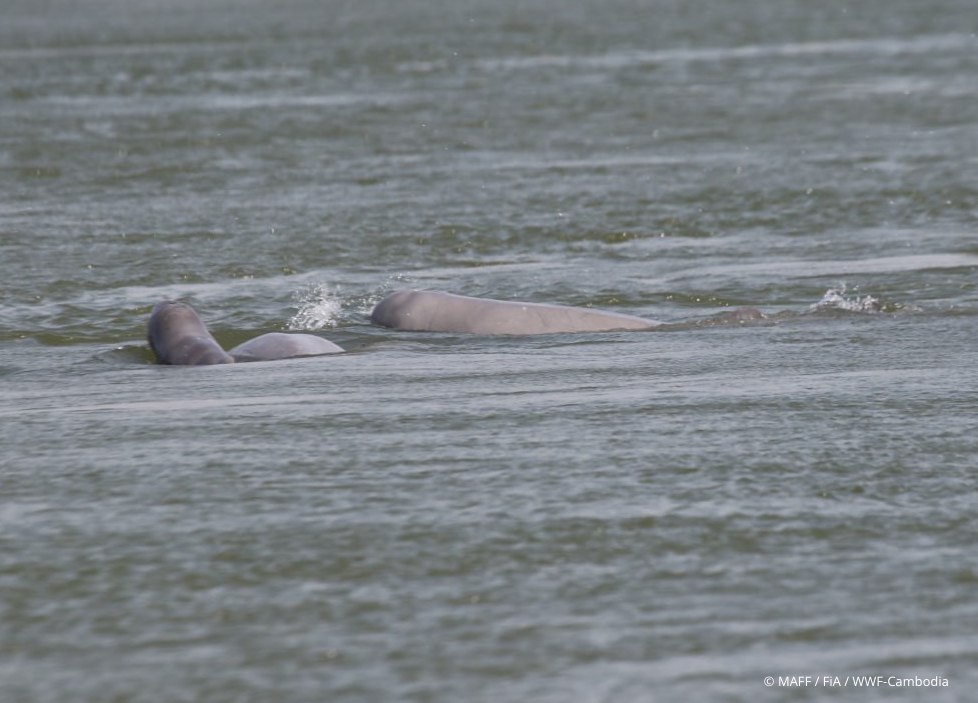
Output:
top-left (399, 33), bottom-right (976, 75)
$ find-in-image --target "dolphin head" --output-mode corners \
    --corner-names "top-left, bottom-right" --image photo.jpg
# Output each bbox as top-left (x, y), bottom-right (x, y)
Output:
top-left (147, 300), bottom-right (234, 365)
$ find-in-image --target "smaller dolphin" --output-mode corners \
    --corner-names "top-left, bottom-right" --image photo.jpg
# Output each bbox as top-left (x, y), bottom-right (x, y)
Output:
top-left (371, 289), bottom-right (662, 335)
top-left (147, 301), bottom-right (343, 365)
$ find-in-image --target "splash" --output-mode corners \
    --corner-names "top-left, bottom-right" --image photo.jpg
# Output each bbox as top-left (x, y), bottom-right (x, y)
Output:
top-left (810, 284), bottom-right (882, 313)
top-left (287, 284), bottom-right (342, 330)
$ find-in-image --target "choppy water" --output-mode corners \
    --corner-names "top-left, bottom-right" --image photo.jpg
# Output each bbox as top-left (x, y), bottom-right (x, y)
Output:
top-left (2, 1), bottom-right (977, 701)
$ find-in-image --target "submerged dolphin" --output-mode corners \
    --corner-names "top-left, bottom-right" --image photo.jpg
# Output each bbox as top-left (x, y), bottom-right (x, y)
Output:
top-left (147, 301), bottom-right (343, 365)
top-left (370, 289), bottom-right (662, 335)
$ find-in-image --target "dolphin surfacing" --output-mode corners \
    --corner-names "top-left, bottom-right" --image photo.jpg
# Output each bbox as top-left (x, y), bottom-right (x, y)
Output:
top-left (228, 332), bottom-right (343, 362)
top-left (370, 289), bottom-right (661, 335)
top-left (148, 301), bottom-right (235, 365)
top-left (147, 301), bottom-right (343, 365)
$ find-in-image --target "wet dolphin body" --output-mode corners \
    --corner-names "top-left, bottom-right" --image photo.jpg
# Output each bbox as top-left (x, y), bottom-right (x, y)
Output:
top-left (147, 301), bottom-right (343, 365)
top-left (147, 301), bottom-right (234, 365)
top-left (370, 289), bottom-right (662, 335)
top-left (227, 332), bottom-right (343, 362)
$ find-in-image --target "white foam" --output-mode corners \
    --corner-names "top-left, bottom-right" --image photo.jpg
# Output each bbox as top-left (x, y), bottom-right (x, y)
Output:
top-left (287, 284), bottom-right (343, 331)
top-left (810, 284), bottom-right (882, 313)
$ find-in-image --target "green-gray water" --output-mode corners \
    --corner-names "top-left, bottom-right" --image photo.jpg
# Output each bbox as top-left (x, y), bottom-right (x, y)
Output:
top-left (2, 1), bottom-right (977, 701)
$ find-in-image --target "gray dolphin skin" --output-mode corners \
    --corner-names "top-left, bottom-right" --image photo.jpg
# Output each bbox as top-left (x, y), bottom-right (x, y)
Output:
top-left (370, 289), bottom-right (661, 335)
top-left (147, 301), bottom-right (343, 365)
top-left (227, 332), bottom-right (343, 362)
top-left (147, 301), bottom-right (235, 365)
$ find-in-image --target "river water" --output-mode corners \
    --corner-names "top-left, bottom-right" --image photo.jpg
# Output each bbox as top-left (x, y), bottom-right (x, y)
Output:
top-left (1, 1), bottom-right (977, 701)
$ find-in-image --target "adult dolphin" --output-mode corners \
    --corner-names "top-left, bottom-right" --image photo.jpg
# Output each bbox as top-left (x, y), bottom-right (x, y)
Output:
top-left (370, 289), bottom-right (662, 335)
top-left (147, 301), bottom-right (343, 365)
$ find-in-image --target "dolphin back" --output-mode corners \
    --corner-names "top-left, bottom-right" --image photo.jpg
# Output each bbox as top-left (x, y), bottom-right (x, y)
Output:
top-left (228, 333), bottom-right (344, 362)
top-left (371, 289), bottom-right (659, 335)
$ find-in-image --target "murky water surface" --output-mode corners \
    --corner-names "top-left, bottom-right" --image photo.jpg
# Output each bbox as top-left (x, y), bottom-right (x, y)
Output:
top-left (2, 1), bottom-right (977, 700)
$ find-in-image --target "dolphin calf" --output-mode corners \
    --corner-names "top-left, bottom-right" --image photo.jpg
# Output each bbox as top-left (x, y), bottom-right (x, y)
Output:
top-left (147, 301), bottom-right (343, 365)
top-left (370, 289), bottom-right (662, 335)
